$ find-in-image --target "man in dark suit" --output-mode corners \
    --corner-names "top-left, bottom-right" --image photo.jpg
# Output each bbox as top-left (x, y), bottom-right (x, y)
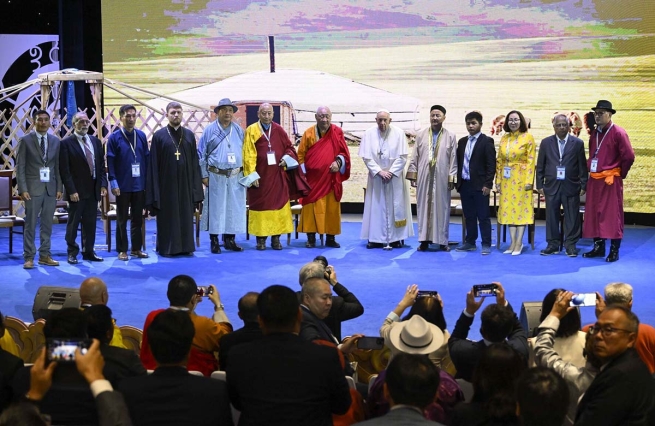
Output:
top-left (298, 258), bottom-right (364, 341)
top-left (83, 304), bottom-right (146, 386)
top-left (536, 114), bottom-right (588, 257)
top-left (355, 353), bottom-right (445, 425)
top-left (118, 309), bottom-right (233, 426)
top-left (574, 305), bottom-right (655, 425)
top-left (455, 111), bottom-right (496, 255)
top-left (218, 291), bottom-right (262, 371)
top-left (447, 282), bottom-right (529, 382)
top-left (59, 111), bottom-right (108, 264)
top-left (15, 109), bottom-right (62, 269)
top-left (227, 285), bottom-right (351, 426)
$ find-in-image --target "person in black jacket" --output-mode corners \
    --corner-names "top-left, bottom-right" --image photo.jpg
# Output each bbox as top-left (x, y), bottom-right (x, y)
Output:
top-left (0, 311), bottom-right (24, 410)
top-left (297, 257), bottom-right (364, 341)
top-left (218, 291), bottom-right (263, 371)
top-left (455, 111), bottom-right (496, 255)
top-left (447, 282), bottom-right (529, 382)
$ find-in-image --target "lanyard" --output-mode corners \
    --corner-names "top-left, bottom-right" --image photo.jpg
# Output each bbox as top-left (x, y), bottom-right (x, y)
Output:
top-left (120, 128), bottom-right (137, 162)
top-left (594, 123), bottom-right (614, 158)
top-left (259, 122), bottom-right (272, 150)
top-left (506, 134), bottom-right (520, 165)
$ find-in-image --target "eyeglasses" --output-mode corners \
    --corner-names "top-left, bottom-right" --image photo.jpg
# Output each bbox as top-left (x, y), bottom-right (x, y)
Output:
top-left (592, 111), bottom-right (608, 116)
top-left (588, 325), bottom-right (633, 337)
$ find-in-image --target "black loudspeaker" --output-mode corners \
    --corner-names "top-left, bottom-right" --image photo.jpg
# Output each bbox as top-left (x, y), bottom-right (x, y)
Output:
top-left (519, 302), bottom-right (543, 338)
top-left (32, 286), bottom-right (81, 322)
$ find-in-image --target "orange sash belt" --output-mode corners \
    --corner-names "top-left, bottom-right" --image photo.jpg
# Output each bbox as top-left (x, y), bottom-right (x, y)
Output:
top-left (590, 167), bottom-right (621, 185)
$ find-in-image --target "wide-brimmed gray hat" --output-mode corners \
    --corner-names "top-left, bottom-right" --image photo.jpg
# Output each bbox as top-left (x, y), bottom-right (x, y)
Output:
top-left (388, 315), bottom-right (444, 355)
top-left (591, 100), bottom-right (616, 115)
top-left (214, 98), bottom-right (238, 113)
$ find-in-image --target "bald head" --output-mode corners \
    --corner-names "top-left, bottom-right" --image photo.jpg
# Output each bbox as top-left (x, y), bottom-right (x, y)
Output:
top-left (79, 277), bottom-right (108, 305)
top-left (258, 103), bottom-right (274, 125)
top-left (238, 291), bottom-right (260, 323)
top-left (316, 106), bottom-right (332, 132)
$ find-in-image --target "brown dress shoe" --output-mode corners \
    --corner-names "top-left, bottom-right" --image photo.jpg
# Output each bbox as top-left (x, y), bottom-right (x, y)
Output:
top-left (38, 256), bottom-right (59, 266)
top-left (130, 250), bottom-right (150, 258)
top-left (118, 252), bottom-right (129, 261)
top-left (23, 259), bottom-right (34, 269)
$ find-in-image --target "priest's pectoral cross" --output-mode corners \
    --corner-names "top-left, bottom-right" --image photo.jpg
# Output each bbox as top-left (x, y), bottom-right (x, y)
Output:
top-left (378, 149), bottom-right (384, 157)
top-left (175, 150), bottom-right (181, 161)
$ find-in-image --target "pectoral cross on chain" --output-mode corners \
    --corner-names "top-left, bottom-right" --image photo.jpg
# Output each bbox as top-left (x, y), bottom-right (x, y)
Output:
top-left (175, 150), bottom-right (181, 161)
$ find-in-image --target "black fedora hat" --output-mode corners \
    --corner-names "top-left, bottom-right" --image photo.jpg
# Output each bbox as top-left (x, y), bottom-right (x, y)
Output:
top-left (591, 100), bottom-right (616, 114)
top-left (214, 98), bottom-right (238, 113)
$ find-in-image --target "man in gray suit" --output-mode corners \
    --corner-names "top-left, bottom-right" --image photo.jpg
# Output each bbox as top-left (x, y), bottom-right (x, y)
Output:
top-left (15, 109), bottom-right (62, 269)
top-left (536, 114), bottom-right (588, 257)
top-left (355, 352), bottom-right (445, 425)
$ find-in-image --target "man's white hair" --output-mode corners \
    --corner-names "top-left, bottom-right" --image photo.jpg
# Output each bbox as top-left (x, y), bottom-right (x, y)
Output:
top-left (604, 282), bottom-right (633, 305)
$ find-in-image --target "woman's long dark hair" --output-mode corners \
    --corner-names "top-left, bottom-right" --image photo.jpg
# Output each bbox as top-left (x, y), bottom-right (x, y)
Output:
top-left (402, 296), bottom-right (447, 332)
top-left (471, 343), bottom-right (526, 423)
top-left (539, 288), bottom-right (582, 338)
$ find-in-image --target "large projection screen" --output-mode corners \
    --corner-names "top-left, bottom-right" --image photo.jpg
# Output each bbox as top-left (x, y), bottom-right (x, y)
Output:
top-left (102, 0), bottom-right (654, 212)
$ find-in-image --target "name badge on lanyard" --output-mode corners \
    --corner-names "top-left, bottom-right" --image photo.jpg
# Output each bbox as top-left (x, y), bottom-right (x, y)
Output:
top-left (132, 163), bottom-right (141, 177)
top-left (227, 152), bottom-right (236, 165)
top-left (556, 166), bottom-right (565, 180)
top-left (503, 166), bottom-right (511, 179)
top-left (39, 167), bottom-right (50, 182)
top-left (590, 158), bottom-right (598, 173)
top-left (267, 151), bottom-right (277, 166)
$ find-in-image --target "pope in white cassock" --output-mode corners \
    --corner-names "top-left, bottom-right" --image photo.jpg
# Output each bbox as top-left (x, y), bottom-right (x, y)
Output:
top-left (407, 104), bottom-right (457, 252)
top-left (360, 110), bottom-right (414, 249)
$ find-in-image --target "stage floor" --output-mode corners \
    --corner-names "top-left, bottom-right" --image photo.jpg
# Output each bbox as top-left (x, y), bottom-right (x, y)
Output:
top-left (1, 216), bottom-right (653, 340)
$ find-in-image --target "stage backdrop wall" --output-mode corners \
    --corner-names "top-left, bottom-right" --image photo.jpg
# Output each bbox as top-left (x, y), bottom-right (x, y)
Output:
top-left (100, 0), bottom-right (654, 212)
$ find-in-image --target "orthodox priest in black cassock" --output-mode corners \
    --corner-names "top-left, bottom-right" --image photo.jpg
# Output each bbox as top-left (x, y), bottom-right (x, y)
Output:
top-left (146, 119), bottom-right (203, 256)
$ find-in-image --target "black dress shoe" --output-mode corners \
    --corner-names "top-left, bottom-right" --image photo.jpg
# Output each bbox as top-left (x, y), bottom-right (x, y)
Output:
top-left (439, 244), bottom-right (451, 252)
top-left (82, 252), bottom-right (104, 262)
top-left (417, 242), bottom-right (430, 252)
top-left (565, 247), bottom-right (579, 257)
top-left (390, 241), bottom-right (403, 249)
top-left (67, 255), bottom-right (78, 265)
top-left (325, 239), bottom-right (340, 248)
top-left (541, 246), bottom-right (560, 256)
top-left (366, 242), bottom-right (383, 249)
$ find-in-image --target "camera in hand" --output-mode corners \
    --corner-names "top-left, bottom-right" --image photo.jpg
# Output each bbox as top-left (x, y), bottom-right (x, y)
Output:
top-left (196, 286), bottom-right (214, 297)
top-left (356, 336), bottom-right (385, 350)
top-left (473, 284), bottom-right (498, 297)
top-left (46, 338), bottom-right (91, 362)
top-left (417, 290), bottom-right (438, 298)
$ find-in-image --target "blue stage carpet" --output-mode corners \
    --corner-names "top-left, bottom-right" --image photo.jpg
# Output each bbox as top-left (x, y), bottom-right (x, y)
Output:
top-left (1, 220), bottom-right (653, 341)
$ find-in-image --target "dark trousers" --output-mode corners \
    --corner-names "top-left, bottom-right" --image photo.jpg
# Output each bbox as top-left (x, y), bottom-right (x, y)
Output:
top-left (65, 196), bottom-right (98, 256)
top-left (460, 180), bottom-right (492, 246)
top-left (115, 190), bottom-right (145, 253)
top-left (545, 190), bottom-right (581, 249)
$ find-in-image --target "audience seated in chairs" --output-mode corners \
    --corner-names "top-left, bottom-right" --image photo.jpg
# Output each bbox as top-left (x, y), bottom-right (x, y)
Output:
top-left (218, 291), bottom-right (262, 371)
top-left (298, 257), bottom-right (364, 341)
top-left (5, 339), bottom-right (131, 426)
top-left (139, 275), bottom-right (232, 376)
top-left (532, 290), bottom-right (600, 425)
top-left (369, 310), bottom-right (463, 425)
top-left (83, 305), bottom-right (147, 386)
top-left (356, 353), bottom-right (446, 426)
top-left (79, 277), bottom-right (128, 349)
top-left (447, 282), bottom-right (529, 382)
top-left (527, 288), bottom-right (586, 367)
top-left (118, 309), bottom-right (232, 426)
top-left (226, 284), bottom-right (351, 426)
top-left (12, 309), bottom-right (100, 425)
top-left (515, 367), bottom-right (569, 426)
top-left (451, 343), bottom-right (526, 426)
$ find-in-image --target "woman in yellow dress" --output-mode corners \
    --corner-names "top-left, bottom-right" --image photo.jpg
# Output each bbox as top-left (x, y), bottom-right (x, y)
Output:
top-left (495, 110), bottom-right (536, 255)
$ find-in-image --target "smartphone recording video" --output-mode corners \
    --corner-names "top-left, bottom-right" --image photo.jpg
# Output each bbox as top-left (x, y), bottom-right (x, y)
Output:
top-left (417, 290), bottom-right (438, 298)
top-left (46, 339), bottom-right (91, 362)
top-left (570, 293), bottom-right (596, 307)
top-left (196, 286), bottom-right (214, 297)
top-left (356, 337), bottom-right (385, 350)
top-left (473, 284), bottom-right (498, 297)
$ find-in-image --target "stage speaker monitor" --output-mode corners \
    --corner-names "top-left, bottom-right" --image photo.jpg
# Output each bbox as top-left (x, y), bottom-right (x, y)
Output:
top-left (32, 286), bottom-right (81, 322)
top-left (519, 301), bottom-right (542, 338)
